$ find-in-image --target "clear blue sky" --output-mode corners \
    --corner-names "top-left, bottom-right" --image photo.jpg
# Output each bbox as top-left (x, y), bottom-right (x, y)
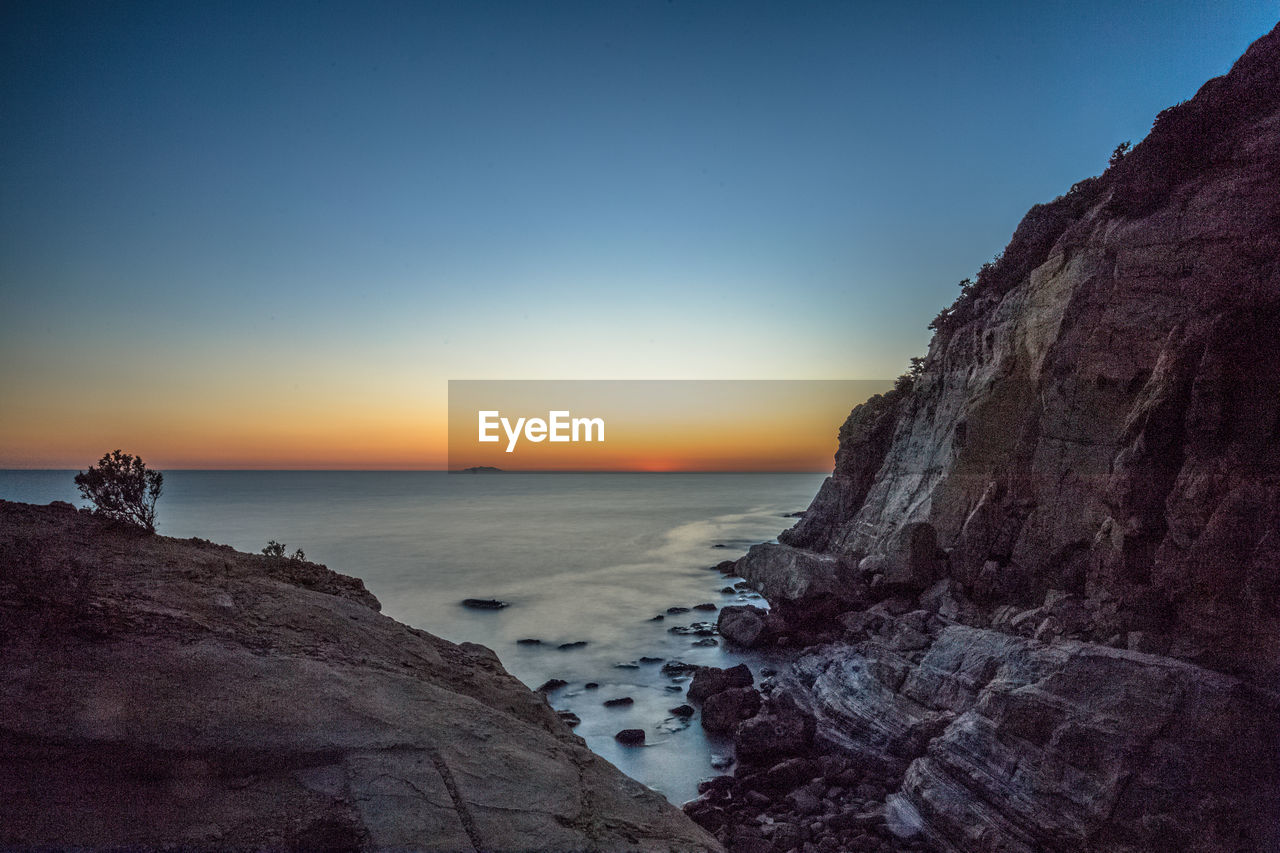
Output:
top-left (1, 1), bottom-right (1275, 467)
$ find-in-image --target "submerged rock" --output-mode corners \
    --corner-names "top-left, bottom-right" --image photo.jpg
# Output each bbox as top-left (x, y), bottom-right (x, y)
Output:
top-left (662, 660), bottom-right (699, 677)
top-left (460, 597), bottom-right (508, 610)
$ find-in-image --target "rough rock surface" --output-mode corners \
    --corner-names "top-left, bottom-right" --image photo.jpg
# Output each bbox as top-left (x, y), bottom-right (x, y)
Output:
top-left (771, 21), bottom-right (1280, 685)
top-left (688, 664), bottom-right (754, 704)
top-left (785, 625), bottom-right (1279, 852)
top-left (694, 23), bottom-right (1280, 853)
top-left (0, 500), bottom-right (720, 852)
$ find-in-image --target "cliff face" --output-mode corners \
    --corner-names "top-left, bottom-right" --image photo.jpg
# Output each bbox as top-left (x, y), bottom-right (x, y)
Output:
top-left (774, 21), bottom-right (1280, 683)
top-left (0, 500), bottom-right (720, 852)
top-left (706, 22), bottom-right (1280, 853)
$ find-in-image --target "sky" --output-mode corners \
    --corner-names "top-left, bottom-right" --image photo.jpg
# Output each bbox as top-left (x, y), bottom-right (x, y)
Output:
top-left (1, 1), bottom-right (1276, 469)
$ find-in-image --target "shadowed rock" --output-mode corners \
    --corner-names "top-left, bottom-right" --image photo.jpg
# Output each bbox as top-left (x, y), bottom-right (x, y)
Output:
top-left (0, 501), bottom-right (720, 852)
top-left (688, 664), bottom-right (753, 704)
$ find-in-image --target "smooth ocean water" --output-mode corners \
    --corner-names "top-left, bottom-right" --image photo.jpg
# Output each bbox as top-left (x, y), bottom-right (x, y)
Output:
top-left (0, 469), bottom-right (822, 804)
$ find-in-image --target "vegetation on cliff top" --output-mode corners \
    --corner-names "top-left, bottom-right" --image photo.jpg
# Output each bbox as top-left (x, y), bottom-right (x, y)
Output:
top-left (73, 450), bottom-right (163, 533)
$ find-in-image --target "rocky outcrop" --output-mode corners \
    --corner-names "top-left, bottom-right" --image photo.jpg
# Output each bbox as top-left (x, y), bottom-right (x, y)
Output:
top-left (784, 624), bottom-right (1280, 852)
top-left (696, 22), bottom-right (1280, 853)
top-left (0, 500), bottom-right (719, 852)
top-left (761, 20), bottom-right (1280, 685)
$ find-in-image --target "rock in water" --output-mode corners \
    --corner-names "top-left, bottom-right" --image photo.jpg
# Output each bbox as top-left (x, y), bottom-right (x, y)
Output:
top-left (717, 604), bottom-right (771, 647)
top-left (615, 729), bottom-right (646, 745)
top-left (0, 500), bottom-right (719, 852)
top-left (687, 663), bottom-right (753, 703)
top-left (460, 597), bottom-right (507, 610)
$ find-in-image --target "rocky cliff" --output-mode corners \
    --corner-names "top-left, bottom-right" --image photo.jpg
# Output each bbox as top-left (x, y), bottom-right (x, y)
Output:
top-left (0, 500), bottom-right (720, 852)
top-left (688, 22), bottom-right (1280, 853)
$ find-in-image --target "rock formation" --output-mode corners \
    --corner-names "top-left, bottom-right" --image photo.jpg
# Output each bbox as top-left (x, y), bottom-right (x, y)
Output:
top-left (0, 500), bottom-right (719, 852)
top-left (693, 22), bottom-right (1280, 853)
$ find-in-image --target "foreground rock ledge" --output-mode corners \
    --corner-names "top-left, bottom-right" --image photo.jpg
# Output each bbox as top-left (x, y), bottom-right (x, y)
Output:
top-left (0, 500), bottom-right (720, 853)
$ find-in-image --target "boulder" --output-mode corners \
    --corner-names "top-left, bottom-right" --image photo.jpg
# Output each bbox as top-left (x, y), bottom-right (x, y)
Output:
top-left (717, 604), bottom-right (770, 647)
top-left (700, 687), bottom-right (761, 734)
top-left (734, 543), bottom-right (863, 610)
top-left (733, 708), bottom-right (813, 764)
top-left (688, 663), bottom-right (753, 703)
top-left (761, 757), bottom-right (818, 795)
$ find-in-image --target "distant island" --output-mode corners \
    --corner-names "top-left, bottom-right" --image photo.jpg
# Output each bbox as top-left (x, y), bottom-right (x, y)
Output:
top-left (456, 466), bottom-right (502, 473)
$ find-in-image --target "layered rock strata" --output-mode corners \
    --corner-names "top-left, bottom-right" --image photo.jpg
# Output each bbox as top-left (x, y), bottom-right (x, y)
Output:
top-left (690, 22), bottom-right (1280, 853)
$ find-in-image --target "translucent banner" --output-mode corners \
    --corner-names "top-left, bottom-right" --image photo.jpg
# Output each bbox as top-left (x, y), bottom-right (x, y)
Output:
top-left (447, 380), bottom-right (892, 472)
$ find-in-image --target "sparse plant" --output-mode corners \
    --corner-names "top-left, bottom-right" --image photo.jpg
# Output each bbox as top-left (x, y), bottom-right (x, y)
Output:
top-left (263, 540), bottom-right (306, 561)
top-left (74, 450), bottom-right (163, 533)
top-left (928, 277), bottom-right (978, 333)
top-left (1109, 140), bottom-right (1132, 167)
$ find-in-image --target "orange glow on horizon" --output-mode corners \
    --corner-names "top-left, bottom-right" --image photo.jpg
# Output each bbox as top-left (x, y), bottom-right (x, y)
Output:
top-left (1, 378), bottom-right (892, 472)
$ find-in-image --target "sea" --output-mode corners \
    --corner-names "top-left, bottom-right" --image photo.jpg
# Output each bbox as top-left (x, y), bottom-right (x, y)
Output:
top-left (0, 469), bottom-right (824, 805)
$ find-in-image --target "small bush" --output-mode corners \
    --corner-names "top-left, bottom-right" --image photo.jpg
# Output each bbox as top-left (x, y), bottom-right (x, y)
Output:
top-left (263, 540), bottom-right (306, 561)
top-left (74, 450), bottom-right (163, 533)
top-left (1109, 141), bottom-right (1132, 167)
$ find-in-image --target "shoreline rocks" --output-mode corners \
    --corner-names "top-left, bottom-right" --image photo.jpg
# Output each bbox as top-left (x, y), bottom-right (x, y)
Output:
top-left (687, 664), bottom-right (753, 704)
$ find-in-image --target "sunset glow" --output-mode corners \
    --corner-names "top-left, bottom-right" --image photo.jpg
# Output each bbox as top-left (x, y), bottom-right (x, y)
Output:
top-left (1, 3), bottom-right (1273, 470)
